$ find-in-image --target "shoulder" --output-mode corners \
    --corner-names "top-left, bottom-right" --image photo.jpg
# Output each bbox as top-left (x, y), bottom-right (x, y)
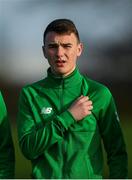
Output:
top-left (0, 91), bottom-right (2, 102)
top-left (0, 91), bottom-right (3, 101)
top-left (18, 77), bottom-right (48, 103)
top-left (0, 91), bottom-right (6, 108)
top-left (83, 75), bottom-right (112, 100)
top-left (0, 91), bottom-right (7, 122)
top-left (82, 76), bottom-right (116, 117)
top-left (20, 77), bottom-right (47, 94)
top-left (23, 78), bottom-right (45, 89)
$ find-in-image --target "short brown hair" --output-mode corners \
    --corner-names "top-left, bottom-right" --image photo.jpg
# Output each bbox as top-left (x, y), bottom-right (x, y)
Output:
top-left (43, 19), bottom-right (80, 45)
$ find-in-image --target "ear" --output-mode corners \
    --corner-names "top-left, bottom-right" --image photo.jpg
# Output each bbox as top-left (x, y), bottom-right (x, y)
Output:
top-left (42, 45), bottom-right (47, 59)
top-left (77, 43), bottom-right (83, 57)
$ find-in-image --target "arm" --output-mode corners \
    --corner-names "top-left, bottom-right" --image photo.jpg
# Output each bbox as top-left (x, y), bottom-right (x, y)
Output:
top-left (0, 92), bottom-right (15, 179)
top-left (98, 90), bottom-right (128, 178)
top-left (17, 89), bottom-right (93, 160)
top-left (17, 89), bottom-right (75, 160)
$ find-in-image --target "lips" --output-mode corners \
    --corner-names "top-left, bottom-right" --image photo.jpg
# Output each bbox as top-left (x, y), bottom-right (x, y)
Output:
top-left (55, 60), bottom-right (66, 67)
top-left (56, 60), bottom-right (66, 63)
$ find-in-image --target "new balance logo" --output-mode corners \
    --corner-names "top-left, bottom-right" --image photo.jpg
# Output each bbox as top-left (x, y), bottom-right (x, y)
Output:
top-left (41, 107), bottom-right (52, 114)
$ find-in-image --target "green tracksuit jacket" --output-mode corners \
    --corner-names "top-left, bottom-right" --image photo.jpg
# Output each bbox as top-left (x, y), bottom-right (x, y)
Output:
top-left (17, 68), bottom-right (128, 179)
top-left (0, 91), bottom-right (15, 178)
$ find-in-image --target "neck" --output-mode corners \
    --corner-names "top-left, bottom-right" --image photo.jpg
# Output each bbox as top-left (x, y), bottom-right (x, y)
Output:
top-left (51, 67), bottom-right (76, 78)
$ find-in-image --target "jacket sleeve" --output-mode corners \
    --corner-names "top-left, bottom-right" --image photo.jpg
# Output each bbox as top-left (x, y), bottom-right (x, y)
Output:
top-left (0, 92), bottom-right (15, 179)
top-left (98, 88), bottom-right (128, 179)
top-left (17, 88), bottom-right (75, 160)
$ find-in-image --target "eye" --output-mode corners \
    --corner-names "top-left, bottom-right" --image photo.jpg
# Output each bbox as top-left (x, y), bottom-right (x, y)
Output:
top-left (63, 44), bottom-right (72, 48)
top-left (48, 44), bottom-right (58, 49)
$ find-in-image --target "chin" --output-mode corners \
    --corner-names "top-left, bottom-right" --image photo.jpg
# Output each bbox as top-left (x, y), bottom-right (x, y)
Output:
top-left (54, 68), bottom-right (66, 74)
top-left (53, 67), bottom-right (74, 77)
top-left (54, 70), bottom-right (68, 77)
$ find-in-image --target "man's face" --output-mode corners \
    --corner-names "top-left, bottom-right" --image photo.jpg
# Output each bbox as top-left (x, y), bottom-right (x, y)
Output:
top-left (43, 32), bottom-right (83, 77)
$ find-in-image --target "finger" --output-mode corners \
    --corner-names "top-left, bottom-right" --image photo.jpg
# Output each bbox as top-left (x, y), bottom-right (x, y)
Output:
top-left (83, 100), bottom-right (93, 106)
top-left (78, 96), bottom-right (89, 103)
top-left (87, 100), bottom-right (93, 105)
top-left (87, 111), bottom-right (92, 115)
top-left (88, 105), bottom-right (93, 110)
top-left (82, 102), bottom-right (93, 111)
top-left (78, 95), bottom-right (84, 99)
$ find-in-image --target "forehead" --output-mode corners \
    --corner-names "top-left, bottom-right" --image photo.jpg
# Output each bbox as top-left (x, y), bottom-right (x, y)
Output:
top-left (45, 32), bottom-right (78, 44)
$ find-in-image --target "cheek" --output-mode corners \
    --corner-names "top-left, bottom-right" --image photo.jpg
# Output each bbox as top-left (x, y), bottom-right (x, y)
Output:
top-left (46, 49), bottom-right (55, 58)
top-left (46, 52), bottom-right (54, 64)
top-left (69, 50), bottom-right (78, 60)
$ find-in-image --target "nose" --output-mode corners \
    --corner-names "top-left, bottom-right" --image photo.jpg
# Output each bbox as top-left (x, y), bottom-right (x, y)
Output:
top-left (56, 46), bottom-right (64, 57)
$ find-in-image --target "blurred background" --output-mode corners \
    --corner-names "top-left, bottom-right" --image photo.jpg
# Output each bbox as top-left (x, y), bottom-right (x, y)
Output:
top-left (0, 0), bottom-right (132, 178)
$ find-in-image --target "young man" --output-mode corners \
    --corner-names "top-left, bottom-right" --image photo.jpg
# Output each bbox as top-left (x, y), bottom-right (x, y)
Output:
top-left (0, 91), bottom-right (15, 178)
top-left (17, 19), bottom-right (128, 179)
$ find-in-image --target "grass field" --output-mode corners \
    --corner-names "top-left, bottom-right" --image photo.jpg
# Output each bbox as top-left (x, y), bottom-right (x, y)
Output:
top-left (11, 118), bottom-right (132, 179)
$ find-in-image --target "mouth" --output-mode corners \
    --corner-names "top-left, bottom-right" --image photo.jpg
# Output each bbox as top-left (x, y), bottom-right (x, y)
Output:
top-left (55, 60), bottom-right (66, 67)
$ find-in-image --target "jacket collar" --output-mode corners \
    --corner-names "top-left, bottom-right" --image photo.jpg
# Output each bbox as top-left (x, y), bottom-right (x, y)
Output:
top-left (45, 67), bottom-right (83, 88)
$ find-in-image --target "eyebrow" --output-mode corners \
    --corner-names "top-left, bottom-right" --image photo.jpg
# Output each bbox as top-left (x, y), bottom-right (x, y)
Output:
top-left (47, 42), bottom-right (72, 46)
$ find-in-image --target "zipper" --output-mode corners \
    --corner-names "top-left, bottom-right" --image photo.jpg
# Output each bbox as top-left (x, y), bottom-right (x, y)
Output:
top-left (61, 78), bottom-right (72, 178)
top-left (60, 78), bottom-right (64, 110)
top-left (60, 78), bottom-right (67, 155)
